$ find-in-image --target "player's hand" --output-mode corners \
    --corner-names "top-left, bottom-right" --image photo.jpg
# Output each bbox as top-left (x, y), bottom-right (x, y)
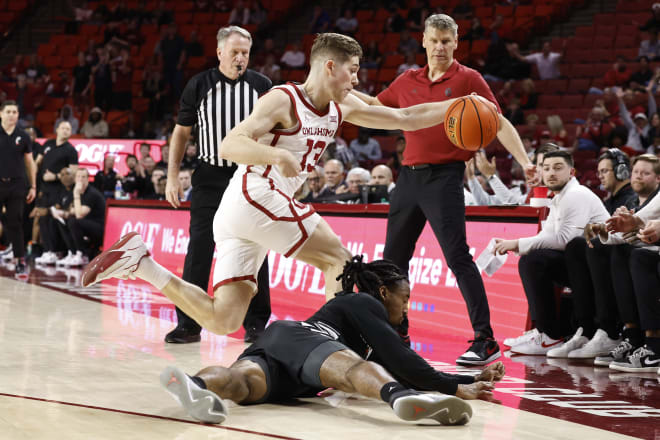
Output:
top-left (26, 187), bottom-right (36, 203)
top-left (275, 150), bottom-right (302, 178)
top-left (637, 219), bottom-right (660, 244)
top-left (165, 173), bottom-right (183, 208)
top-left (524, 163), bottom-right (538, 183)
top-left (493, 238), bottom-right (518, 255)
top-left (456, 382), bottom-right (495, 400)
top-left (584, 223), bottom-right (607, 246)
top-left (335, 184), bottom-right (349, 194)
top-left (475, 151), bottom-right (496, 179)
top-left (474, 361), bottom-right (505, 383)
top-left (465, 158), bottom-right (475, 180)
top-left (43, 170), bottom-right (57, 181)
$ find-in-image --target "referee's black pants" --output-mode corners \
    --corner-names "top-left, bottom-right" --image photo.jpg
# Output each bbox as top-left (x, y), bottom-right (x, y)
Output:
top-left (176, 163), bottom-right (271, 334)
top-left (563, 237), bottom-right (619, 339)
top-left (0, 178), bottom-right (27, 259)
top-left (518, 249), bottom-right (571, 340)
top-left (383, 163), bottom-right (494, 338)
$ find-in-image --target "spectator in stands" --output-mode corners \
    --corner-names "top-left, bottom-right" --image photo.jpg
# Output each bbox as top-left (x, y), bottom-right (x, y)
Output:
top-left (575, 106), bottom-right (616, 151)
top-left (48, 71), bottom-right (72, 99)
top-left (488, 15), bottom-right (505, 45)
top-left (280, 42), bottom-right (306, 69)
top-left (398, 29), bottom-right (420, 55)
top-left (616, 84), bottom-right (657, 153)
top-left (639, 30), bottom-right (660, 61)
top-left (259, 54), bottom-right (281, 83)
top-left (25, 55), bottom-right (47, 82)
top-left (178, 168), bottom-right (193, 202)
top-left (229, 0), bottom-right (250, 25)
top-left (80, 107), bottom-right (109, 139)
top-left (93, 154), bottom-right (119, 199)
top-left (157, 23), bottom-right (186, 100)
top-left (355, 69), bottom-right (375, 95)
top-left (547, 115), bottom-right (568, 148)
top-left (181, 142), bottom-right (200, 170)
top-left (452, 0), bottom-right (472, 20)
top-left (343, 167), bottom-right (371, 202)
top-left (350, 128), bottom-right (382, 161)
top-left (250, 0), bottom-right (267, 26)
top-left (139, 143), bottom-right (152, 164)
top-left (55, 105), bottom-right (79, 135)
top-left (370, 164), bottom-right (395, 193)
top-left (514, 41), bottom-right (564, 81)
top-left (335, 8), bottom-right (358, 36)
top-left (84, 40), bottom-right (99, 67)
top-left (149, 175), bottom-right (167, 200)
top-left (484, 41), bottom-right (531, 81)
top-left (112, 48), bottom-right (133, 110)
top-left (503, 98), bottom-right (524, 125)
top-left (640, 2), bottom-right (660, 33)
top-left (386, 135), bottom-right (406, 174)
top-left (34, 165), bottom-right (74, 265)
top-left (143, 68), bottom-right (169, 121)
top-left (460, 17), bottom-right (484, 43)
top-left (153, 0), bottom-right (174, 26)
top-left (604, 57), bottom-right (631, 88)
top-left (383, 4), bottom-right (406, 33)
top-left (362, 40), bottom-right (383, 69)
top-left (396, 52), bottom-right (420, 76)
top-left (72, 52), bottom-right (91, 111)
top-left (519, 78), bottom-right (538, 110)
top-left (2, 55), bottom-right (23, 82)
top-left (465, 157), bottom-right (501, 206)
top-left (407, 0), bottom-right (430, 32)
top-left (3, 74), bottom-right (42, 122)
top-left (91, 48), bottom-right (113, 110)
top-left (631, 57), bottom-right (654, 90)
top-left (186, 30), bottom-right (204, 58)
top-left (300, 166), bottom-right (331, 203)
top-left (309, 5), bottom-right (331, 33)
top-left (143, 167), bottom-right (165, 199)
top-left (156, 145), bottom-right (169, 169)
top-left (322, 159), bottom-right (347, 195)
top-left (212, 0), bottom-right (230, 13)
top-left (120, 154), bottom-right (145, 196)
top-left (494, 151), bottom-right (610, 354)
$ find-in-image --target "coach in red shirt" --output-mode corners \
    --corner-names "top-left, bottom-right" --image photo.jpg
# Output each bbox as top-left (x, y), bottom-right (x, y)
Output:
top-left (353, 14), bottom-right (534, 366)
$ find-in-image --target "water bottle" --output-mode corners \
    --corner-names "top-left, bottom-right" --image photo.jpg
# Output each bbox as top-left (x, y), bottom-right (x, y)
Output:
top-left (114, 180), bottom-right (123, 199)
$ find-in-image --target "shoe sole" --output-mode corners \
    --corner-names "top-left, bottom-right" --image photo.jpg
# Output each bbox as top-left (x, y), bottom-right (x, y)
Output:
top-left (609, 364), bottom-right (659, 373)
top-left (160, 366), bottom-right (228, 424)
top-left (392, 394), bottom-right (472, 425)
top-left (456, 350), bottom-right (501, 366)
top-left (593, 358), bottom-right (613, 367)
top-left (81, 232), bottom-right (148, 287)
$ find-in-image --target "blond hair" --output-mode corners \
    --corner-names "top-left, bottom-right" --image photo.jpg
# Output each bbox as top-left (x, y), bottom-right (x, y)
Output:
top-left (310, 33), bottom-right (363, 65)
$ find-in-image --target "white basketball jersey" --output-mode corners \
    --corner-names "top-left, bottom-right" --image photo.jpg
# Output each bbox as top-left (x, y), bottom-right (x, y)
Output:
top-left (238, 83), bottom-right (342, 196)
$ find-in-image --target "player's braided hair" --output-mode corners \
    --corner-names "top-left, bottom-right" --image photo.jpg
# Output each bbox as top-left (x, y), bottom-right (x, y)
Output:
top-left (336, 255), bottom-right (408, 301)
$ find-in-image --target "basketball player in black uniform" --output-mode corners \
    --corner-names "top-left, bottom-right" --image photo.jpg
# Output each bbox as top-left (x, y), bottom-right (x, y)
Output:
top-left (161, 257), bottom-right (505, 425)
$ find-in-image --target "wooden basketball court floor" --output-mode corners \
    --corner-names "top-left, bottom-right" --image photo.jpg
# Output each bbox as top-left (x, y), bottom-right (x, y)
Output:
top-left (0, 264), bottom-right (658, 439)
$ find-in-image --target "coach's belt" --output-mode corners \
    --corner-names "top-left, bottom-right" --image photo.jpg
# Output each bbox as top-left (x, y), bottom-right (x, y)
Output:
top-left (407, 164), bottom-right (432, 170)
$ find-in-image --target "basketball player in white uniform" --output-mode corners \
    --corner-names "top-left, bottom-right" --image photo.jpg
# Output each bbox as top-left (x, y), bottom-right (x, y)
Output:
top-left (82, 33), bottom-right (496, 336)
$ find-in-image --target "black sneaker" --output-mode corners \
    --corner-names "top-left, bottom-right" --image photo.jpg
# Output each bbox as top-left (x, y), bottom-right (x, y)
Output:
top-left (14, 260), bottom-right (28, 279)
top-left (243, 326), bottom-right (263, 343)
top-left (165, 326), bottom-right (201, 344)
top-left (456, 338), bottom-right (501, 366)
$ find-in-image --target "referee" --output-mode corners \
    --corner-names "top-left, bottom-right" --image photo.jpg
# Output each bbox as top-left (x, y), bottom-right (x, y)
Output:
top-left (0, 100), bottom-right (36, 275)
top-left (164, 26), bottom-right (272, 344)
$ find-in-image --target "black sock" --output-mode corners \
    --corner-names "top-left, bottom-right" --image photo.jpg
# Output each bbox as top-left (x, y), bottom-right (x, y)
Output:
top-left (189, 375), bottom-right (207, 389)
top-left (380, 382), bottom-right (416, 407)
top-left (622, 327), bottom-right (643, 347)
top-left (646, 337), bottom-right (660, 354)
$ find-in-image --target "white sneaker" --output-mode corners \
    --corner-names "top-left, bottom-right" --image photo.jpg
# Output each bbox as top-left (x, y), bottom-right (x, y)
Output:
top-left (65, 252), bottom-right (89, 267)
top-left (56, 251), bottom-right (74, 266)
top-left (81, 232), bottom-right (149, 287)
top-left (503, 328), bottom-right (539, 347)
top-left (510, 331), bottom-right (563, 355)
top-left (1, 249), bottom-right (14, 261)
top-left (547, 327), bottom-right (588, 358)
top-left (0, 243), bottom-right (13, 259)
top-left (160, 366), bottom-right (228, 424)
top-left (36, 251), bottom-right (58, 265)
top-left (568, 329), bottom-right (621, 359)
top-left (392, 393), bottom-right (472, 425)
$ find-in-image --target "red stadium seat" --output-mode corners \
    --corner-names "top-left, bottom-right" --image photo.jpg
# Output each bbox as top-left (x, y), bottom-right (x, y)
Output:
top-left (567, 78), bottom-right (592, 94)
top-left (560, 94), bottom-right (584, 108)
top-left (538, 95), bottom-right (561, 108)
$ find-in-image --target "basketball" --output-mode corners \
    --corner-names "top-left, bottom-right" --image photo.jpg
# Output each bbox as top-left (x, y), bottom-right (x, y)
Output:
top-left (444, 95), bottom-right (500, 151)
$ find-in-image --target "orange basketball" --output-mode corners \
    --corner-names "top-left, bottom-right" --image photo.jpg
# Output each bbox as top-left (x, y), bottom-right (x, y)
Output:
top-left (444, 95), bottom-right (500, 151)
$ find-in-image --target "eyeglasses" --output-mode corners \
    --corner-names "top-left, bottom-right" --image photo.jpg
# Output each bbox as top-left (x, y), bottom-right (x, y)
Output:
top-left (597, 169), bottom-right (613, 176)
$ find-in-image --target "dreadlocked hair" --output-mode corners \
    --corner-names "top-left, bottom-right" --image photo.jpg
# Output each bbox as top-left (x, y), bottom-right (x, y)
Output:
top-left (336, 255), bottom-right (408, 301)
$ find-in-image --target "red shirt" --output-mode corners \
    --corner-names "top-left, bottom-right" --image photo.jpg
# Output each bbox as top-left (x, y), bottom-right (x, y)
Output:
top-left (377, 60), bottom-right (500, 165)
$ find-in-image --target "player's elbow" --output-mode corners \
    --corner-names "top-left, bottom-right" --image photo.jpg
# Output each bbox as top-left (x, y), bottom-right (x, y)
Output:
top-left (398, 109), bottom-right (421, 131)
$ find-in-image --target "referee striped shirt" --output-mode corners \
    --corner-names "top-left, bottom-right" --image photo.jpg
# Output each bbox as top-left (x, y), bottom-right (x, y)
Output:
top-left (177, 68), bottom-right (272, 168)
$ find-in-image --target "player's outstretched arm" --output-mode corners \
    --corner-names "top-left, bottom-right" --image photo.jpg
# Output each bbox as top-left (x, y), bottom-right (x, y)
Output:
top-left (220, 89), bottom-right (301, 177)
top-left (340, 93), bottom-right (458, 131)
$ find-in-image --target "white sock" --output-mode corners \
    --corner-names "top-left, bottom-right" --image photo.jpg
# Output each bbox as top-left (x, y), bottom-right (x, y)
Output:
top-left (134, 256), bottom-right (173, 290)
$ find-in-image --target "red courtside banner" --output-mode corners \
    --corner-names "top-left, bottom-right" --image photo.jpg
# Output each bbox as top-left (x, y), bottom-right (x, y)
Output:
top-left (102, 202), bottom-right (541, 341)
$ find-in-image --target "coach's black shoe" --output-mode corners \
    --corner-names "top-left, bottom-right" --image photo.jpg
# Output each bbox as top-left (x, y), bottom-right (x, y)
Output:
top-left (243, 326), bottom-right (263, 343)
top-left (456, 337), bottom-right (501, 366)
top-left (14, 260), bottom-right (28, 279)
top-left (165, 327), bottom-right (201, 344)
